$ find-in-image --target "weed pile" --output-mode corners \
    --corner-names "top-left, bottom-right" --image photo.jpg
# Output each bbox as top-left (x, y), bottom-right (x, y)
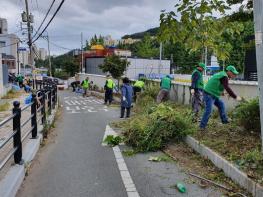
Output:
top-left (123, 103), bottom-right (194, 152)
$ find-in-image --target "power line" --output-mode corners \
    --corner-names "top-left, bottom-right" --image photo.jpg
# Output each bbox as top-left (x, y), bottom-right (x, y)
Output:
top-left (32, 0), bottom-right (56, 39)
top-left (32, 0), bottom-right (65, 44)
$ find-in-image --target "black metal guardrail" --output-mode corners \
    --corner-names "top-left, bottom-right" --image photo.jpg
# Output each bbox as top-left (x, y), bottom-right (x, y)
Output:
top-left (0, 80), bottom-right (58, 171)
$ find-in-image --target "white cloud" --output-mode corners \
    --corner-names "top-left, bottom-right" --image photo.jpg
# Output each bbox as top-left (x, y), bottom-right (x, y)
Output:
top-left (0, 0), bottom-right (175, 54)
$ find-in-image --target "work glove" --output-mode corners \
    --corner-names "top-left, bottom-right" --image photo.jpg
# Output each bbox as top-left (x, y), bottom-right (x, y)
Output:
top-left (190, 89), bottom-right (195, 95)
top-left (236, 96), bottom-right (242, 102)
top-left (123, 96), bottom-right (126, 101)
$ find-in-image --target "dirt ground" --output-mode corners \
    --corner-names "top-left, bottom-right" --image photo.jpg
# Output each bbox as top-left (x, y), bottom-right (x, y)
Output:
top-left (164, 142), bottom-right (251, 197)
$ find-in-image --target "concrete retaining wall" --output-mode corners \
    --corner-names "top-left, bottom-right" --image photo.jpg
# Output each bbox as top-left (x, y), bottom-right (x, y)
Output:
top-left (74, 73), bottom-right (259, 110)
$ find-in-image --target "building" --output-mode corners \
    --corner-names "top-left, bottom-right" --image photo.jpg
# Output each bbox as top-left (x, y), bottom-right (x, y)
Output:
top-left (120, 38), bottom-right (141, 45)
top-left (0, 18), bottom-right (20, 73)
top-left (84, 46), bottom-right (170, 79)
top-left (0, 34), bottom-right (19, 73)
top-left (39, 48), bottom-right (47, 60)
top-left (104, 35), bottom-right (119, 47)
top-left (18, 49), bottom-right (29, 74)
top-left (0, 18), bottom-right (8, 34)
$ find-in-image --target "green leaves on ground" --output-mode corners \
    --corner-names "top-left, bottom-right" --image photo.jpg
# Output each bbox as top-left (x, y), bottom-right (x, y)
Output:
top-left (103, 135), bottom-right (123, 147)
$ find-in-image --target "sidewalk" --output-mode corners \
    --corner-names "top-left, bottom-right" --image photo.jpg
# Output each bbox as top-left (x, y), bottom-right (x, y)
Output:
top-left (0, 90), bottom-right (39, 180)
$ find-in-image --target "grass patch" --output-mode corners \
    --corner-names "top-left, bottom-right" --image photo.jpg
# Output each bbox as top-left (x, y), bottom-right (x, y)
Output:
top-left (122, 149), bottom-right (137, 157)
top-left (0, 102), bottom-right (10, 112)
top-left (1, 89), bottom-right (22, 99)
top-left (192, 99), bottom-right (263, 185)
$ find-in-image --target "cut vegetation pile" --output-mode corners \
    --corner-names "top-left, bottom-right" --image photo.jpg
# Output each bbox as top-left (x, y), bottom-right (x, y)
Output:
top-left (123, 103), bottom-right (194, 152)
top-left (113, 85), bottom-right (194, 152)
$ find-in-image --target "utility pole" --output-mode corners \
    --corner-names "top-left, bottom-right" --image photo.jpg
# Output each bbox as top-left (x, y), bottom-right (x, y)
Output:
top-left (24, 0), bottom-right (33, 68)
top-left (81, 32), bottom-right (84, 73)
top-left (159, 42), bottom-right (162, 79)
top-left (17, 42), bottom-right (20, 74)
top-left (253, 0), bottom-right (263, 153)
top-left (46, 33), bottom-right (52, 77)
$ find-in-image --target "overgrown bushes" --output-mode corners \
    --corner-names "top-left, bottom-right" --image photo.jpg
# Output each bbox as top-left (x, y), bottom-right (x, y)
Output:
top-left (233, 98), bottom-right (260, 132)
top-left (123, 103), bottom-right (194, 152)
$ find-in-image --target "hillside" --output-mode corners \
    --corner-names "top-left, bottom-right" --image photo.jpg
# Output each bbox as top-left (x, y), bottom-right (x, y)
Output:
top-left (122, 27), bottom-right (159, 39)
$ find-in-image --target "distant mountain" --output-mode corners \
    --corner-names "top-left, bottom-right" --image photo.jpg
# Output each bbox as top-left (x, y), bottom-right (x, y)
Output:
top-left (122, 27), bottom-right (159, 39)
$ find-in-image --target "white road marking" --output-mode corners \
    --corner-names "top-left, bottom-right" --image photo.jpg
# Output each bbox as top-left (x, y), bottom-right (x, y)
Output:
top-left (102, 125), bottom-right (140, 197)
top-left (64, 96), bottom-right (111, 114)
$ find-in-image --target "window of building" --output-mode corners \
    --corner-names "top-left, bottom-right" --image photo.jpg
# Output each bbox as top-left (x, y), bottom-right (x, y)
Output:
top-left (0, 41), bottom-right (6, 47)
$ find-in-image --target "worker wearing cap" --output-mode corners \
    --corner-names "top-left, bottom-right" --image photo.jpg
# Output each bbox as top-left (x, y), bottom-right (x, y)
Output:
top-left (156, 75), bottom-right (172, 104)
top-left (199, 65), bottom-right (242, 130)
top-left (133, 78), bottom-right (145, 102)
top-left (104, 75), bottom-right (115, 105)
top-left (190, 63), bottom-right (206, 122)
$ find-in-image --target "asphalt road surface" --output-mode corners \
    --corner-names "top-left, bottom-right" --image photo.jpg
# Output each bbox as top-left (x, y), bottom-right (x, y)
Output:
top-left (17, 91), bottom-right (223, 197)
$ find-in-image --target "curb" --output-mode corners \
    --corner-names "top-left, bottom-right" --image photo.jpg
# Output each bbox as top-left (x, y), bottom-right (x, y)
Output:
top-left (184, 136), bottom-right (263, 197)
top-left (0, 108), bottom-right (57, 197)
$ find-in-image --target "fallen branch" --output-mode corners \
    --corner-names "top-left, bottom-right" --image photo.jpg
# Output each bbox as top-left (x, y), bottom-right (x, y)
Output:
top-left (188, 173), bottom-right (247, 197)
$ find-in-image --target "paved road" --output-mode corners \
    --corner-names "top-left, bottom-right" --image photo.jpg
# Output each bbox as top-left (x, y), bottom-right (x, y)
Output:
top-left (17, 91), bottom-right (223, 197)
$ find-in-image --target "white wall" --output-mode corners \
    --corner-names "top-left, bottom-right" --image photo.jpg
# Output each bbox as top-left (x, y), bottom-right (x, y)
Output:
top-left (0, 54), bottom-right (11, 97)
top-left (77, 73), bottom-right (259, 110)
top-left (126, 58), bottom-right (170, 79)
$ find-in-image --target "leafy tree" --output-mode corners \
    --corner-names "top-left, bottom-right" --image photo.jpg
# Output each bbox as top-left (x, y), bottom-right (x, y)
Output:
top-left (159, 0), bottom-right (244, 64)
top-left (51, 54), bottom-right (79, 77)
top-left (135, 34), bottom-right (159, 58)
top-left (35, 59), bottom-right (48, 68)
top-left (99, 55), bottom-right (130, 80)
top-left (84, 40), bottom-right (91, 50)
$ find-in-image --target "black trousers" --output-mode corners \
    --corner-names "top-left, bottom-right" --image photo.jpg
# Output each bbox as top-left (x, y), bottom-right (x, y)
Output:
top-left (133, 86), bottom-right (142, 102)
top-left (105, 88), bottom-right (113, 104)
top-left (121, 107), bottom-right (131, 118)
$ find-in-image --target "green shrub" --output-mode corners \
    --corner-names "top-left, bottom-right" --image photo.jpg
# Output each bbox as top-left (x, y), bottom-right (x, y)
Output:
top-left (243, 149), bottom-right (263, 165)
top-left (233, 98), bottom-right (260, 132)
top-left (123, 103), bottom-right (194, 152)
top-left (140, 85), bottom-right (159, 99)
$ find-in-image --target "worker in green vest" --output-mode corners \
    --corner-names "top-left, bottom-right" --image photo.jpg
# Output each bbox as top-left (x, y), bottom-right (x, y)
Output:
top-left (104, 75), bottom-right (115, 105)
top-left (81, 77), bottom-right (90, 97)
top-left (16, 74), bottom-right (24, 88)
top-left (191, 62), bottom-right (206, 122)
top-left (200, 65), bottom-right (242, 130)
top-left (133, 77), bottom-right (145, 102)
top-left (156, 75), bottom-right (172, 104)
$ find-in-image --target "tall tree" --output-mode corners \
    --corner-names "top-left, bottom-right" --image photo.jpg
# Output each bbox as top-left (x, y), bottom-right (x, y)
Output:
top-left (159, 0), bottom-right (244, 64)
top-left (135, 34), bottom-right (159, 58)
top-left (99, 55), bottom-right (130, 80)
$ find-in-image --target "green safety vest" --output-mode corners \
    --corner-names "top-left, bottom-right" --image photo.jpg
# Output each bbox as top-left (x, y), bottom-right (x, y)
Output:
top-left (134, 80), bottom-right (144, 88)
top-left (161, 77), bottom-right (171, 90)
top-left (192, 69), bottom-right (204, 89)
top-left (106, 79), bottom-right (114, 89)
top-left (204, 71), bottom-right (228, 98)
top-left (82, 80), bottom-right (90, 88)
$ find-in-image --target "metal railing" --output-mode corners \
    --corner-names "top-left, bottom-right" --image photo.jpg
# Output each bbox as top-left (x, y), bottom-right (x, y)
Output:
top-left (0, 81), bottom-right (58, 171)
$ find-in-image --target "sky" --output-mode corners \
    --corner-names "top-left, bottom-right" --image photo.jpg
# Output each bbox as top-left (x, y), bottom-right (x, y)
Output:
top-left (0, 0), bottom-right (176, 55)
